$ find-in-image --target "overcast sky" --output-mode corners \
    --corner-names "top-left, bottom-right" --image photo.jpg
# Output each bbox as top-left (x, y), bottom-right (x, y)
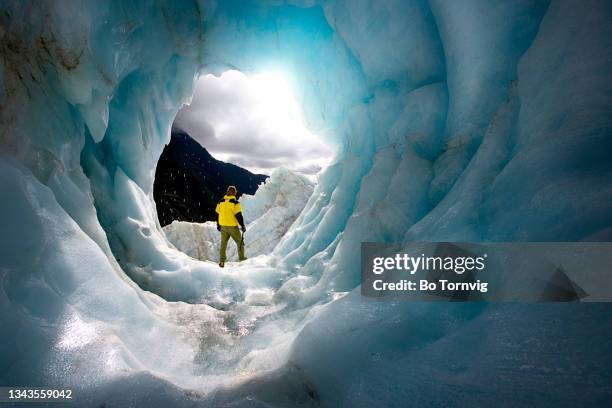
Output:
top-left (173, 70), bottom-right (334, 177)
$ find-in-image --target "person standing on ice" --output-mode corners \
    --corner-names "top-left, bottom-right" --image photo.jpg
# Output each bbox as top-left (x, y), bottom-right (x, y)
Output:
top-left (215, 185), bottom-right (247, 267)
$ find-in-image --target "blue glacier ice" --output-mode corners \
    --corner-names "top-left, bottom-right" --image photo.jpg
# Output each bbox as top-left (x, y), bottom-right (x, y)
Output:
top-left (0, 0), bottom-right (611, 406)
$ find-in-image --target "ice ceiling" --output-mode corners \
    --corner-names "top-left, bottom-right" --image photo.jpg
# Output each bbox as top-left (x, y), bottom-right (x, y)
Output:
top-left (1, 0), bottom-right (611, 406)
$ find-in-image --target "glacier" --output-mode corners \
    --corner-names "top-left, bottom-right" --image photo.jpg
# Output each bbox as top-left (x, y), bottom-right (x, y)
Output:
top-left (1, 0), bottom-right (611, 407)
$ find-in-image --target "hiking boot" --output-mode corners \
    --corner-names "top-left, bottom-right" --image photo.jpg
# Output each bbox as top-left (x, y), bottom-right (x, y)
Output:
top-left (219, 261), bottom-right (224, 268)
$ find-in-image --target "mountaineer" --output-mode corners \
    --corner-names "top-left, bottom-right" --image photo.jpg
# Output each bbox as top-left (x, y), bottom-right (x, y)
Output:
top-left (215, 185), bottom-right (246, 267)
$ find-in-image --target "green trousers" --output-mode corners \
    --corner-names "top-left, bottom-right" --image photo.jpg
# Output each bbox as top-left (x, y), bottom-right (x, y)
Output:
top-left (219, 225), bottom-right (245, 262)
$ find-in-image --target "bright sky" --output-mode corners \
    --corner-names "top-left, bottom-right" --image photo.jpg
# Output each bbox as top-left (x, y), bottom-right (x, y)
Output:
top-left (173, 70), bottom-right (334, 177)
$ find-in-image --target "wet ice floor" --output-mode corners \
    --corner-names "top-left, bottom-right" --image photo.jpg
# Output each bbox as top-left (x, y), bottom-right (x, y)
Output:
top-left (161, 256), bottom-right (305, 382)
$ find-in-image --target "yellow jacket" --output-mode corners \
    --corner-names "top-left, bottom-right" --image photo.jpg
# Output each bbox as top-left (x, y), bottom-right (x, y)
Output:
top-left (215, 195), bottom-right (243, 227)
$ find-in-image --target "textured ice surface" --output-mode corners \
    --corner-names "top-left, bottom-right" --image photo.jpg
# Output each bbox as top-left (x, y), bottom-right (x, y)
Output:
top-left (164, 167), bottom-right (314, 262)
top-left (1, 0), bottom-right (612, 406)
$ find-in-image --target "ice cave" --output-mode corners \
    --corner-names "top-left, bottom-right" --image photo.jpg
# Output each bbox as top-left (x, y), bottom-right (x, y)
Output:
top-left (1, 0), bottom-right (611, 406)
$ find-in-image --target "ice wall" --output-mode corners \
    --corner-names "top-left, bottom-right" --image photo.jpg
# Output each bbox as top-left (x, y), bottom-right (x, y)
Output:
top-left (1, 0), bottom-right (612, 406)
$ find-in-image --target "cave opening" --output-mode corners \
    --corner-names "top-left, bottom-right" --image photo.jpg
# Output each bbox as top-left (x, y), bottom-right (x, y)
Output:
top-left (153, 69), bottom-right (334, 262)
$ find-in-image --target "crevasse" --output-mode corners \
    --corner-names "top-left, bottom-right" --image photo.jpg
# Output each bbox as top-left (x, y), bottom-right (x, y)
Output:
top-left (1, 0), bottom-right (611, 406)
